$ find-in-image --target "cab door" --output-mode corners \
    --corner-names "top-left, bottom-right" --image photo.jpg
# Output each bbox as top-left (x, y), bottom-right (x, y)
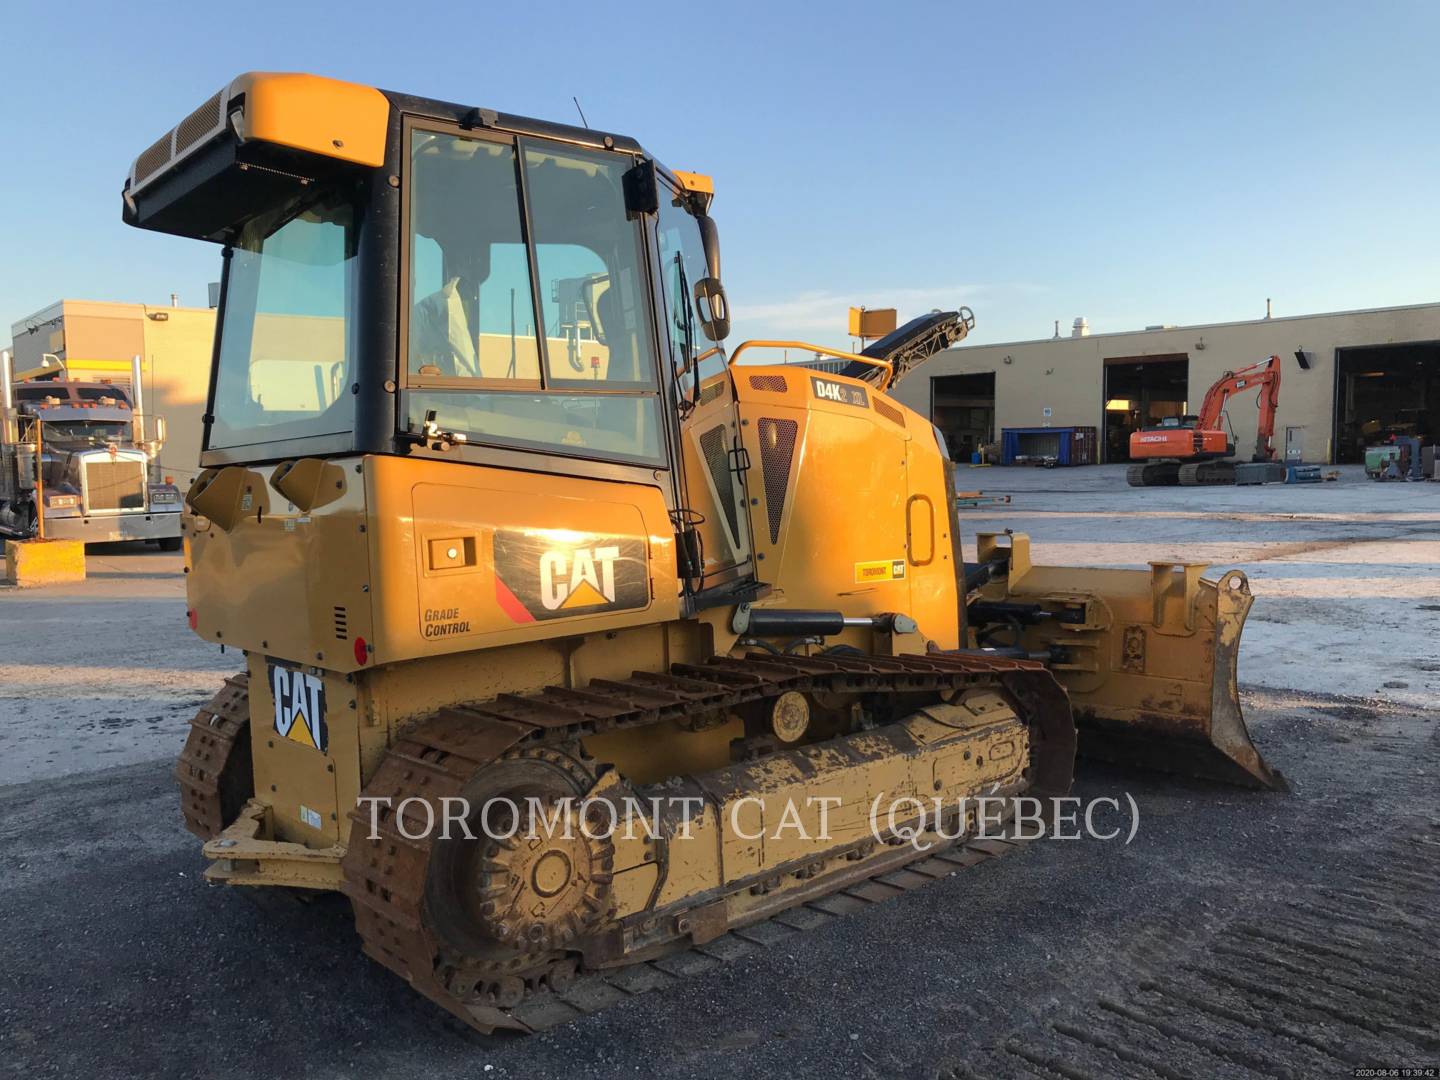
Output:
top-left (652, 185), bottom-right (753, 591)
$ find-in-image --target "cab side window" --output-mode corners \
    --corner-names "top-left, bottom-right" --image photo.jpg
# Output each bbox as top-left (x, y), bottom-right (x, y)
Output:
top-left (523, 143), bottom-right (656, 389)
top-left (408, 134), bottom-right (540, 383)
top-left (404, 129), bottom-right (664, 464)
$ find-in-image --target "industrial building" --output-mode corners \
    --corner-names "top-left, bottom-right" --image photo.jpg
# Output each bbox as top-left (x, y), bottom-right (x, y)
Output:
top-left (9, 299), bottom-right (215, 482)
top-left (889, 302), bottom-right (1440, 464)
top-left (10, 298), bottom-right (1438, 475)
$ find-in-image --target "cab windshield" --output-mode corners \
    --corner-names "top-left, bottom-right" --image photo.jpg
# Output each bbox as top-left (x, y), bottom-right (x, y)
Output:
top-left (210, 188), bottom-right (359, 452)
top-left (41, 420), bottom-right (132, 450)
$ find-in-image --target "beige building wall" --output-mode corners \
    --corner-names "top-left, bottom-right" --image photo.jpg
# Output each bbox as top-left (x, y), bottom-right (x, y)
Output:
top-left (9, 299), bottom-right (216, 482)
top-left (890, 302), bottom-right (1440, 464)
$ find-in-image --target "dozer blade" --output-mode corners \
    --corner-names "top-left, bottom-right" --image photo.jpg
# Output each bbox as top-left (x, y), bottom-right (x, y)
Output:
top-left (972, 533), bottom-right (1287, 791)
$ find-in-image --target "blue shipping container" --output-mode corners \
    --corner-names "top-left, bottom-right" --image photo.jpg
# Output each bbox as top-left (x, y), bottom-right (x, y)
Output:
top-left (1001, 426), bottom-right (1098, 466)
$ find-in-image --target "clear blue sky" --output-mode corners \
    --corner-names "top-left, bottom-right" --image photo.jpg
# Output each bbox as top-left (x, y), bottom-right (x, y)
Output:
top-left (3, 0), bottom-right (1437, 352)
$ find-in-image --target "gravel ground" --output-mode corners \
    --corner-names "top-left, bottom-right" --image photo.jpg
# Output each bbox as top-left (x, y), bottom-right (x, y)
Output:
top-left (1, 465), bottom-right (1436, 1079)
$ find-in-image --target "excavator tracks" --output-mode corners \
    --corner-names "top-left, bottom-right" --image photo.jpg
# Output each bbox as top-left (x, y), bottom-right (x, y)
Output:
top-left (340, 650), bottom-right (1074, 1034)
top-left (1178, 461), bottom-right (1237, 486)
top-left (1125, 462), bottom-right (1179, 487)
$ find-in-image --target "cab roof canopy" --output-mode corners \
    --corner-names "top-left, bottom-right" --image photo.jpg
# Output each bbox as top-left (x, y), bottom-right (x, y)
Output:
top-left (122, 72), bottom-right (675, 242)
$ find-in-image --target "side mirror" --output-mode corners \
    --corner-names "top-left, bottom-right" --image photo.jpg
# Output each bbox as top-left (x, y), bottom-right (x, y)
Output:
top-left (693, 278), bottom-right (731, 342)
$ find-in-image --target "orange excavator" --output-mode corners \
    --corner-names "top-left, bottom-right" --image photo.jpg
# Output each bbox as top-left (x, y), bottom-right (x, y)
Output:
top-left (1126, 355), bottom-right (1282, 486)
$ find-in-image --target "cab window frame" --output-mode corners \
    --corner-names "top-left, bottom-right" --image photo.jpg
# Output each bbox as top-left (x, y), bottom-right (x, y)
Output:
top-left (397, 116), bottom-right (670, 468)
top-left (650, 174), bottom-right (719, 407)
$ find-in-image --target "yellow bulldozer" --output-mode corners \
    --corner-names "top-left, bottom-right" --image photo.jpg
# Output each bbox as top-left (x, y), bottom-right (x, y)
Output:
top-left (124, 73), bottom-right (1284, 1033)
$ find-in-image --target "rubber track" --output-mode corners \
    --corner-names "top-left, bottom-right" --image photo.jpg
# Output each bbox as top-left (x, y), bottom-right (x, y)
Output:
top-left (341, 650), bottom-right (1072, 1034)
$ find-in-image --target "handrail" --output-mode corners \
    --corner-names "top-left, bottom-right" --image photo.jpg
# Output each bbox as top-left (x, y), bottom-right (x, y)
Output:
top-left (677, 344), bottom-right (725, 380)
top-left (726, 340), bottom-right (894, 390)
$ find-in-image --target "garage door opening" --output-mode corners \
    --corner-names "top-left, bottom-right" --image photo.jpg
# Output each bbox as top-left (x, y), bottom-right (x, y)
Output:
top-left (1333, 341), bottom-right (1439, 463)
top-left (1102, 354), bottom-right (1189, 462)
top-left (931, 373), bottom-right (995, 461)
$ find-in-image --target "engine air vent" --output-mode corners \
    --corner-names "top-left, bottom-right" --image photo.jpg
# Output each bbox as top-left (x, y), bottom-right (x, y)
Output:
top-left (756, 418), bottom-right (799, 544)
top-left (333, 606), bottom-right (349, 641)
top-left (699, 426), bottom-right (741, 545)
top-left (873, 398), bottom-right (906, 427)
top-left (748, 375), bottom-right (788, 393)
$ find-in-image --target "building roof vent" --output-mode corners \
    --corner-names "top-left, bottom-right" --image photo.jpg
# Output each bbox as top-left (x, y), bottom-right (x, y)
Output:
top-left (1071, 317), bottom-right (1090, 338)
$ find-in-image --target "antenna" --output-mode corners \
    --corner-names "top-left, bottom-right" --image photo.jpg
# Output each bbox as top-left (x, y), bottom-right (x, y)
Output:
top-left (573, 96), bottom-right (590, 129)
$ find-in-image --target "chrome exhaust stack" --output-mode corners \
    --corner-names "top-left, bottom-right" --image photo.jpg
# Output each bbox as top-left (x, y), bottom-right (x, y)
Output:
top-left (1, 347), bottom-right (13, 443)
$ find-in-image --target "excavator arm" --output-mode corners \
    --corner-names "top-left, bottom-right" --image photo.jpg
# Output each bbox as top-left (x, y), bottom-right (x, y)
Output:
top-left (1196, 355), bottom-right (1282, 462)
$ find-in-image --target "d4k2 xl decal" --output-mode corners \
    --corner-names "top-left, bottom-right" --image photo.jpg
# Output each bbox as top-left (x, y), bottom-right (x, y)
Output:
top-left (811, 376), bottom-right (869, 408)
top-left (493, 529), bottom-right (649, 623)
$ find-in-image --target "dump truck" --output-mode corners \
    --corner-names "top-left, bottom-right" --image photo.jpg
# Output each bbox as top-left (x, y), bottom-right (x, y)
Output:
top-left (124, 73), bottom-right (1284, 1034)
top-left (0, 351), bottom-right (183, 546)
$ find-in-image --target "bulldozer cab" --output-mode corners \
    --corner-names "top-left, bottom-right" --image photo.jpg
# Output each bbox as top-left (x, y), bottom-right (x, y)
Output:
top-left (128, 79), bottom-right (754, 607)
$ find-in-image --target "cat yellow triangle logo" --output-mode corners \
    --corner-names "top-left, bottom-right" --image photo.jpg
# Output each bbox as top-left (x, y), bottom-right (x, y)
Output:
top-left (560, 578), bottom-right (610, 609)
top-left (286, 710), bottom-right (317, 748)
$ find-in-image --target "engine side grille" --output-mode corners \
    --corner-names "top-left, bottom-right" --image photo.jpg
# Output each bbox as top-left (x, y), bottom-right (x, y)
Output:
top-left (699, 381), bottom-right (727, 406)
top-left (333, 606), bottom-right (349, 641)
top-left (748, 375), bottom-right (788, 393)
top-left (873, 398), bottom-right (906, 427)
top-left (757, 418), bottom-right (798, 545)
top-left (83, 459), bottom-right (146, 511)
top-left (699, 426), bottom-right (741, 546)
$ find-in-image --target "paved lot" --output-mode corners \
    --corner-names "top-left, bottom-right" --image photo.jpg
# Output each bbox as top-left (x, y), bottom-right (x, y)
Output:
top-left (1, 466), bottom-right (1437, 1079)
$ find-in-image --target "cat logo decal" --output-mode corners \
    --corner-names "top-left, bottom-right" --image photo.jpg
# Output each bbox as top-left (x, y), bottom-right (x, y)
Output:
top-left (269, 664), bottom-right (327, 753)
top-left (493, 530), bottom-right (649, 623)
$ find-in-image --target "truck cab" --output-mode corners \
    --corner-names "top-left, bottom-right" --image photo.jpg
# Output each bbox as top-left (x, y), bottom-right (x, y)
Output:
top-left (0, 372), bottom-right (183, 546)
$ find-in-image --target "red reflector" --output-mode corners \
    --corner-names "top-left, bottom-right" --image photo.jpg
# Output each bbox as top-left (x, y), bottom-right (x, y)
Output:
top-left (354, 637), bottom-right (369, 665)
top-left (187, 609), bottom-right (198, 630)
